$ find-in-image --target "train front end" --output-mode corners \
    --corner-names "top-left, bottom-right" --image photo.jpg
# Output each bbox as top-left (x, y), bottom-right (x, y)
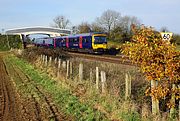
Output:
top-left (92, 33), bottom-right (107, 54)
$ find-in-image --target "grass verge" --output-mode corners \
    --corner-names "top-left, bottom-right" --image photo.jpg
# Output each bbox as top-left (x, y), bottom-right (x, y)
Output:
top-left (5, 55), bottom-right (108, 121)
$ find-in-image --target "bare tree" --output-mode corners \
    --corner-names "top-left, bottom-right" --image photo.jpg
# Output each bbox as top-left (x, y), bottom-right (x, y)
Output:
top-left (72, 26), bottom-right (79, 34)
top-left (121, 16), bottom-right (141, 34)
top-left (160, 26), bottom-right (169, 32)
top-left (53, 15), bottom-right (70, 29)
top-left (78, 22), bottom-right (91, 33)
top-left (91, 22), bottom-right (105, 32)
top-left (96, 9), bottom-right (121, 33)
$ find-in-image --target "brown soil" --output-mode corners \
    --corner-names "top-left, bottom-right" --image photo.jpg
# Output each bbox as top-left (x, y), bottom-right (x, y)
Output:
top-left (0, 54), bottom-right (23, 121)
top-left (0, 53), bottom-right (71, 121)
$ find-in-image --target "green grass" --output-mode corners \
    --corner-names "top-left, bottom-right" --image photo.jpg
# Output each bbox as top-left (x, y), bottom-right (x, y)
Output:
top-left (176, 45), bottom-right (180, 51)
top-left (108, 41), bottom-right (123, 48)
top-left (6, 55), bottom-right (108, 121)
top-left (5, 53), bottom-right (145, 121)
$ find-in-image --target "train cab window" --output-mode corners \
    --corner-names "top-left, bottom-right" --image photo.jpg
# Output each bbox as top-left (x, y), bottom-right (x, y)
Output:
top-left (94, 36), bottom-right (107, 44)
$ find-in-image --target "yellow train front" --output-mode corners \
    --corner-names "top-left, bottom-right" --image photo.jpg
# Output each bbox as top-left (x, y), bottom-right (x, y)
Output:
top-left (90, 33), bottom-right (107, 54)
top-left (54, 32), bottom-right (108, 54)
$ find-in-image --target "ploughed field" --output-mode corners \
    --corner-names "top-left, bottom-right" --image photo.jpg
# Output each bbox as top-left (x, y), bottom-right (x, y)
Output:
top-left (0, 54), bottom-right (22, 121)
top-left (0, 53), bottom-right (69, 121)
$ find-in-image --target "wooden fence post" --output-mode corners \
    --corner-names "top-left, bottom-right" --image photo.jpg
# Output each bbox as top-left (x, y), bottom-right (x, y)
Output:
top-left (42, 55), bottom-right (45, 64)
top-left (90, 68), bottom-right (93, 83)
top-left (101, 71), bottom-right (106, 94)
top-left (57, 58), bottom-right (61, 78)
top-left (62, 61), bottom-right (66, 69)
top-left (151, 80), bottom-right (159, 115)
top-left (79, 63), bottom-right (83, 82)
top-left (70, 61), bottom-right (73, 78)
top-left (45, 55), bottom-right (48, 67)
top-left (170, 84), bottom-right (176, 119)
top-left (40, 55), bottom-right (42, 65)
top-left (58, 59), bottom-right (61, 69)
top-left (125, 72), bottom-right (131, 100)
top-left (40, 55), bottom-right (42, 64)
top-left (96, 67), bottom-right (99, 90)
top-left (66, 60), bottom-right (70, 79)
top-left (49, 56), bottom-right (52, 66)
top-left (54, 57), bottom-right (57, 65)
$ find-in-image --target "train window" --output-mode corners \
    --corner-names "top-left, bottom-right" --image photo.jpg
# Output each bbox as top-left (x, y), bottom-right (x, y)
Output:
top-left (94, 36), bottom-right (107, 44)
top-left (69, 38), bottom-right (72, 42)
top-left (82, 37), bottom-right (88, 43)
top-left (74, 38), bottom-right (79, 42)
top-left (82, 38), bottom-right (86, 43)
top-left (87, 36), bottom-right (92, 43)
top-left (62, 38), bottom-right (66, 42)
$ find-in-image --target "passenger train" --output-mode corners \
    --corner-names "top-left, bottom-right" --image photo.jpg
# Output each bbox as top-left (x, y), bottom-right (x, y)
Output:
top-left (34, 32), bottom-right (108, 54)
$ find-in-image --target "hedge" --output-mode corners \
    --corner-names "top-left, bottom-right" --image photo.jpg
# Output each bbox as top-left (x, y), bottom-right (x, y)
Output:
top-left (0, 35), bottom-right (22, 51)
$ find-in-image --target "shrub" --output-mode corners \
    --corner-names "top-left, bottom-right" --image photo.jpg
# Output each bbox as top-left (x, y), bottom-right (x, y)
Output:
top-left (0, 35), bottom-right (22, 51)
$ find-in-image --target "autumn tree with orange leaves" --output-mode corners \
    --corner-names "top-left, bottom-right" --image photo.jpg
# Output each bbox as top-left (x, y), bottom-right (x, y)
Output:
top-left (122, 25), bottom-right (180, 117)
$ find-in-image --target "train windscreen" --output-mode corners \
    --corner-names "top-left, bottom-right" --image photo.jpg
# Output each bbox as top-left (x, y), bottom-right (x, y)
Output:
top-left (94, 36), bottom-right (107, 44)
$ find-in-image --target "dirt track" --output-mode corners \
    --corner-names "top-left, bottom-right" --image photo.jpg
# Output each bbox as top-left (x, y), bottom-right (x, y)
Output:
top-left (0, 54), bottom-right (22, 121)
top-left (0, 53), bottom-right (71, 121)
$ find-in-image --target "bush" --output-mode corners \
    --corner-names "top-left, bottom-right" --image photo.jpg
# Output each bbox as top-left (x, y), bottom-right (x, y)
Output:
top-left (172, 34), bottom-right (180, 45)
top-left (0, 35), bottom-right (22, 51)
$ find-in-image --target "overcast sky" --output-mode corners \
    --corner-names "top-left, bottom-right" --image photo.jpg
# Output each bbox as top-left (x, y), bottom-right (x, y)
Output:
top-left (0, 0), bottom-right (180, 34)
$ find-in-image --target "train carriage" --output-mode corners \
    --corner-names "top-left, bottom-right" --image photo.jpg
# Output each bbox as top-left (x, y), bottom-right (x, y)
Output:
top-left (34, 37), bottom-right (54, 48)
top-left (54, 32), bottom-right (107, 54)
top-left (34, 32), bottom-right (108, 54)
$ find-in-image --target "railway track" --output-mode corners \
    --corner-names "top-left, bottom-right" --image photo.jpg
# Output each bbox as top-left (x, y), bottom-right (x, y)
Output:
top-left (67, 52), bottom-right (133, 65)
top-left (27, 47), bottom-right (133, 65)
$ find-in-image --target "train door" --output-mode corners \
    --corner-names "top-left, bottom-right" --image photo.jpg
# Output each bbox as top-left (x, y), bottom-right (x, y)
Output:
top-left (68, 37), bottom-right (73, 48)
top-left (53, 38), bottom-right (56, 48)
top-left (79, 36), bottom-right (82, 48)
top-left (66, 37), bottom-right (69, 48)
top-left (55, 38), bottom-right (62, 48)
top-left (82, 36), bottom-right (92, 49)
top-left (62, 38), bottom-right (66, 48)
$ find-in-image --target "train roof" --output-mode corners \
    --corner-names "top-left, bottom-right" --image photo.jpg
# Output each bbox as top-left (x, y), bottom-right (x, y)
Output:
top-left (55, 32), bottom-right (106, 39)
top-left (35, 37), bottom-right (54, 39)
